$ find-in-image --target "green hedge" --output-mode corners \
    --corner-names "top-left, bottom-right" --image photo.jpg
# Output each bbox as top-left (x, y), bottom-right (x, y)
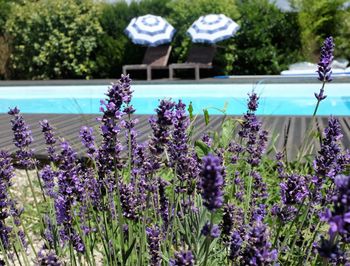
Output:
top-left (6, 0), bottom-right (102, 79)
top-left (2, 0), bottom-right (350, 79)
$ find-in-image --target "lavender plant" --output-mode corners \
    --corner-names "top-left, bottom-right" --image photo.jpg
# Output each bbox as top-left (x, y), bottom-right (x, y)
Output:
top-left (1, 37), bottom-right (349, 265)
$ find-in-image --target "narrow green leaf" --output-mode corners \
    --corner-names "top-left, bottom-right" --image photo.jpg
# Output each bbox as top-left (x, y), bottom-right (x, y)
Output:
top-left (188, 101), bottom-right (194, 120)
top-left (203, 109), bottom-right (209, 125)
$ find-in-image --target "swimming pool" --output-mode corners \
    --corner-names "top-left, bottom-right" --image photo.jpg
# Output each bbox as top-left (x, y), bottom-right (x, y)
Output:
top-left (0, 83), bottom-right (349, 115)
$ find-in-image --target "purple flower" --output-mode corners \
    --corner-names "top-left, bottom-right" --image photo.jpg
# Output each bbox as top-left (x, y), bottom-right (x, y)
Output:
top-left (146, 225), bottom-right (162, 266)
top-left (97, 75), bottom-right (132, 181)
top-left (0, 151), bottom-right (15, 249)
top-left (316, 36), bottom-right (334, 83)
top-left (37, 250), bottom-right (61, 266)
top-left (169, 249), bottom-right (195, 266)
top-left (238, 93), bottom-right (268, 167)
top-left (280, 174), bottom-right (309, 205)
top-left (54, 141), bottom-right (85, 253)
top-left (201, 222), bottom-right (220, 238)
top-left (168, 101), bottom-right (199, 201)
top-left (314, 116), bottom-right (347, 181)
top-left (240, 222), bottom-right (277, 265)
top-left (119, 181), bottom-right (139, 220)
top-left (8, 107), bottom-right (36, 168)
top-left (228, 231), bottom-right (243, 261)
top-left (317, 236), bottom-right (346, 264)
top-left (39, 166), bottom-right (56, 198)
top-left (220, 204), bottom-right (235, 242)
top-left (80, 126), bottom-right (97, 158)
top-left (201, 133), bottom-right (213, 147)
top-left (158, 177), bottom-right (170, 228)
top-left (149, 99), bottom-right (175, 156)
top-left (40, 119), bottom-right (58, 163)
top-left (200, 154), bottom-right (224, 212)
top-left (247, 92), bottom-right (259, 112)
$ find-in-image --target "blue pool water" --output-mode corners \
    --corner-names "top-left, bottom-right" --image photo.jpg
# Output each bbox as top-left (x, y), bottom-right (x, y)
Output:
top-left (0, 83), bottom-right (350, 115)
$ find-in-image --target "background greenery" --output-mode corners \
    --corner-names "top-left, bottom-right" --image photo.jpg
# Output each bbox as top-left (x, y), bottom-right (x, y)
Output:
top-left (0, 0), bottom-right (349, 79)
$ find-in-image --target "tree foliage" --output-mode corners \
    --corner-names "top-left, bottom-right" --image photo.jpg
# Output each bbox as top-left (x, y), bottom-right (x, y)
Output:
top-left (232, 0), bottom-right (302, 75)
top-left (6, 0), bottom-right (103, 79)
top-left (296, 0), bottom-right (346, 61)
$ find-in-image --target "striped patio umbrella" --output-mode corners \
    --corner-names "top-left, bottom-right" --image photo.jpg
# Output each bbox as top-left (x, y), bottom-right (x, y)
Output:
top-left (124, 14), bottom-right (176, 47)
top-left (187, 14), bottom-right (240, 44)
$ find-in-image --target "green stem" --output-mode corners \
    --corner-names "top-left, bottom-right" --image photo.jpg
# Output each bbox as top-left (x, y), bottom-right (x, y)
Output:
top-left (203, 213), bottom-right (214, 266)
top-left (25, 169), bottom-right (40, 217)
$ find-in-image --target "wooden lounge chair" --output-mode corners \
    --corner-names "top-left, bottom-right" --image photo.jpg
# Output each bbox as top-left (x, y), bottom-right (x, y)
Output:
top-left (169, 45), bottom-right (217, 80)
top-left (122, 45), bottom-right (172, 81)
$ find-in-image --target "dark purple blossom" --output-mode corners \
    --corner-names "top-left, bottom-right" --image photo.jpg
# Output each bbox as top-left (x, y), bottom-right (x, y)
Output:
top-left (317, 236), bottom-right (346, 265)
top-left (247, 92), bottom-right (259, 112)
top-left (37, 250), bottom-right (61, 266)
top-left (200, 154), bottom-right (224, 212)
top-left (39, 166), bottom-right (56, 198)
top-left (146, 225), bottom-right (162, 266)
top-left (0, 151), bottom-right (14, 250)
top-left (240, 222), bottom-right (277, 265)
top-left (271, 204), bottom-right (298, 223)
top-left (316, 36), bottom-right (334, 83)
top-left (323, 175), bottom-right (350, 242)
top-left (238, 93), bottom-right (268, 167)
top-left (40, 120), bottom-right (58, 163)
top-left (97, 75), bottom-right (132, 182)
top-left (228, 231), bottom-right (243, 261)
top-left (169, 249), bottom-right (195, 266)
top-left (201, 222), bottom-right (220, 238)
top-left (251, 171), bottom-right (268, 204)
top-left (201, 133), bottom-right (213, 147)
top-left (54, 141), bottom-right (85, 253)
top-left (119, 181), bottom-right (139, 220)
top-left (280, 173), bottom-right (309, 205)
top-left (80, 126), bottom-right (97, 158)
top-left (168, 101), bottom-right (199, 200)
top-left (220, 204), bottom-right (235, 243)
top-left (314, 116), bottom-right (347, 181)
top-left (8, 107), bottom-right (36, 168)
top-left (149, 99), bottom-right (175, 156)
top-left (158, 177), bottom-right (170, 227)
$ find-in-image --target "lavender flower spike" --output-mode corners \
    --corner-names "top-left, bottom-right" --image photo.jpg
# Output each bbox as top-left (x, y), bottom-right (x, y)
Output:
top-left (146, 225), bottom-right (162, 266)
top-left (315, 36), bottom-right (334, 102)
top-left (317, 36), bottom-right (334, 83)
top-left (8, 107), bottom-right (36, 168)
top-left (200, 154), bottom-right (224, 212)
top-left (169, 249), bottom-right (195, 266)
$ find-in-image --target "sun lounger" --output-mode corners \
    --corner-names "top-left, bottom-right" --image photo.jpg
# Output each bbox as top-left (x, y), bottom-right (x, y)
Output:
top-left (169, 46), bottom-right (216, 80)
top-left (122, 45), bottom-right (172, 81)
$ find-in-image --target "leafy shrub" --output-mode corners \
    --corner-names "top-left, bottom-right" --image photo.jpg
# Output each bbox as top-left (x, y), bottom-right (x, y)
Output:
top-left (6, 0), bottom-right (103, 79)
top-left (296, 0), bottom-right (346, 61)
top-left (232, 0), bottom-right (302, 75)
top-left (335, 5), bottom-right (350, 61)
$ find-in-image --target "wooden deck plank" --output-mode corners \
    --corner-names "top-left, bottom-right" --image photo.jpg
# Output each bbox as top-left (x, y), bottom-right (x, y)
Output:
top-left (0, 114), bottom-right (349, 160)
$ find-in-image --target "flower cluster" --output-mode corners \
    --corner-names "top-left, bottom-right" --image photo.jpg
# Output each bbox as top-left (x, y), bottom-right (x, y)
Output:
top-left (0, 151), bottom-right (15, 250)
top-left (318, 174), bottom-right (350, 264)
top-left (40, 119), bottom-right (58, 162)
top-left (317, 36), bottom-right (334, 83)
top-left (170, 249), bottom-right (195, 266)
top-left (8, 107), bottom-right (36, 168)
top-left (200, 154), bottom-right (224, 212)
top-left (146, 225), bottom-right (162, 266)
top-left (149, 99), bottom-right (175, 156)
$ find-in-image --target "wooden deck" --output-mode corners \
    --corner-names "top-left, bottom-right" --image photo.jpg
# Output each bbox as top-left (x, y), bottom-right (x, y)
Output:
top-left (1, 114), bottom-right (349, 160)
